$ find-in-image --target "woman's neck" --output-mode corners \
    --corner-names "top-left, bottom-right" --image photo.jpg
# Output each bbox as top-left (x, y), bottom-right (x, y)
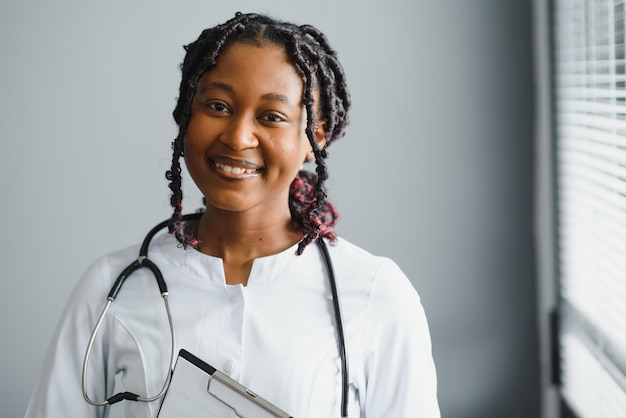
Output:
top-left (194, 206), bottom-right (303, 264)
top-left (193, 207), bottom-right (303, 286)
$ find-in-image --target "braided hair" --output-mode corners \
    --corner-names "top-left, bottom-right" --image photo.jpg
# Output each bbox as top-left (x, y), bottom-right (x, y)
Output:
top-left (165, 12), bottom-right (351, 254)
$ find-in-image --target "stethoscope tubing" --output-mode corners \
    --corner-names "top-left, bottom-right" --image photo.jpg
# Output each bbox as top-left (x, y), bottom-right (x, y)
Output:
top-left (81, 214), bottom-right (199, 406)
top-left (82, 260), bottom-right (178, 406)
top-left (318, 238), bottom-right (349, 418)
top-left (81, 213), bottom-right (350, 417)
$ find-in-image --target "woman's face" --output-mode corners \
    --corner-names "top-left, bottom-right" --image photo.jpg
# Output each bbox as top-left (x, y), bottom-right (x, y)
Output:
top-left (184, 42), bottom-right (324, 216)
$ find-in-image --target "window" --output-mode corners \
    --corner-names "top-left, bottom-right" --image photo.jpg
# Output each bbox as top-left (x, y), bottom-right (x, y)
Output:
top-left (552, 0), bottom-right (626, 416)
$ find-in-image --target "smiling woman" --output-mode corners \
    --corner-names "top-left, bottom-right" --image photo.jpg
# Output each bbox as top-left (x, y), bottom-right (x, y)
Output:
top-left (23, 12), bottom-right (440, 418)
top-left (166, 13), bottom-right (349, 258)
top-left (184, 43), bottom-right (322, 252)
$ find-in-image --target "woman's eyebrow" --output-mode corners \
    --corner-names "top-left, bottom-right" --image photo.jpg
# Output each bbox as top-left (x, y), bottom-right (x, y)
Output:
top-left (198, 81), bottom-right (234, 94)
top-left (199, 82), bottom-right (296, 108)
top-left (261, 93), bottom-right (295, 109)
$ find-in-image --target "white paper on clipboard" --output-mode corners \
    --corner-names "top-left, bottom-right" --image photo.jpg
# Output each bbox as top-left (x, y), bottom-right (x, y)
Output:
top-left (157, 349), bottom-right (292, 418)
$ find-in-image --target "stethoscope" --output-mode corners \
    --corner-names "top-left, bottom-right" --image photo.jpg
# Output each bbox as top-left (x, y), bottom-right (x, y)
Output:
top-left (82, 212), bottom-right (350, 417)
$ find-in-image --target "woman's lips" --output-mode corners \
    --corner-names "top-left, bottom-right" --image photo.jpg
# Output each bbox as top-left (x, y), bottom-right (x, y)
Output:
top-left (210, 156), bottom-right (263, 178)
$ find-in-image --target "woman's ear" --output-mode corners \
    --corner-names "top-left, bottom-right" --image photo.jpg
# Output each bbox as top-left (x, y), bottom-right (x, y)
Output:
top-left (306, 120), bottom-right (327, 162)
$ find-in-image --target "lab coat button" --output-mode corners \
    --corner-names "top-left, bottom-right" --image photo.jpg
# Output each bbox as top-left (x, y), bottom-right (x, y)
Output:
top-left (224, 361), bottom-right (234, 374)
top-left (229, 293), bottom-right (239, 302)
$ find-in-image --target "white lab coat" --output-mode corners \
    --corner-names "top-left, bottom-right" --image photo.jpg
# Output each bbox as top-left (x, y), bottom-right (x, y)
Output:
top-left (25, 231), bottom-right (440, 417)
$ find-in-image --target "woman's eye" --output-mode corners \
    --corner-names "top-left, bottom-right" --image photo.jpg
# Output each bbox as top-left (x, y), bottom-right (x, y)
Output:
top-left (208, 102), bottom-right (229, 113)
top-left (260, 113), bottom-right (284, 123)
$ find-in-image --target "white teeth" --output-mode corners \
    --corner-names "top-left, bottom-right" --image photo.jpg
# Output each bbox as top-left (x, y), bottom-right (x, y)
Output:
top-left (215, 162), bottom-right (257, 174)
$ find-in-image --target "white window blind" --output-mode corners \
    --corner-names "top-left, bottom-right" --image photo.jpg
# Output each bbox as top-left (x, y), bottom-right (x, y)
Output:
top-left (553, 0), bottom-right (626, 416)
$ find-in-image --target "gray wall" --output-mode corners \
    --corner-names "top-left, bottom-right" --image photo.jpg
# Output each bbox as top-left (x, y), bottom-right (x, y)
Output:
top-left (0, 1), bottom-right (540, 417)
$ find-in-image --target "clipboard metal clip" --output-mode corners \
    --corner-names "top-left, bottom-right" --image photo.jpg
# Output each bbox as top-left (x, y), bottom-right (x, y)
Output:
top-left (206, 374), bottom-right (245, 417)
top-left (206, 370), bottom-right (292, 418)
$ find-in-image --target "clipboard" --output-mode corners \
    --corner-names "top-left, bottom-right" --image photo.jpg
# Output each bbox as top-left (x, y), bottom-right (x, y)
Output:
top-left (157, 349), bottom-right (292, 418)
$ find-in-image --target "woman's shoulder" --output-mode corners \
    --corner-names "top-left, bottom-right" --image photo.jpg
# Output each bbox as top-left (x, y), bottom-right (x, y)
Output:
top-left (90, 242), bottom-right (142, 274)
top-left (329, 236), bottom-right (405, 273)
top-left (328, 237), bottom-right (416, 297)
top-left (71, 243), bottom-right (141, 294)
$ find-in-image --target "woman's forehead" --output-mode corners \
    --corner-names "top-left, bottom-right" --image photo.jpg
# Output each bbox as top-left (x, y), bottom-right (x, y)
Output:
top-left (199, 42), bottom-right (304, 97)
top-left (203, 42), bottom-right (295, 75)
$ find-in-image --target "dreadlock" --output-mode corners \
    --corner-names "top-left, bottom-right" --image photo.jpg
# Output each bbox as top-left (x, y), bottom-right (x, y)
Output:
top-left (165, 12), bottom-right (351, 254)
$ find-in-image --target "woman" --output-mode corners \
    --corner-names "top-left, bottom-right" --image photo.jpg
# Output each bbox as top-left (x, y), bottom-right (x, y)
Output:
top-left (25, 12), bottom-right (440, 418)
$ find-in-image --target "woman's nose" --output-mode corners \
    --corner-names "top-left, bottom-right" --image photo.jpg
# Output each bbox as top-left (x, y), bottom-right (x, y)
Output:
top-left (220, 115), bottom-right (259, 150)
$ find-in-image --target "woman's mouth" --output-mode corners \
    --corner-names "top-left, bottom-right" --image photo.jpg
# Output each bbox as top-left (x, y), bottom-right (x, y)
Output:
top-left (214, 161), bottom-right (261, 175)
top-left (210, 157), bottom-right (263, 178)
